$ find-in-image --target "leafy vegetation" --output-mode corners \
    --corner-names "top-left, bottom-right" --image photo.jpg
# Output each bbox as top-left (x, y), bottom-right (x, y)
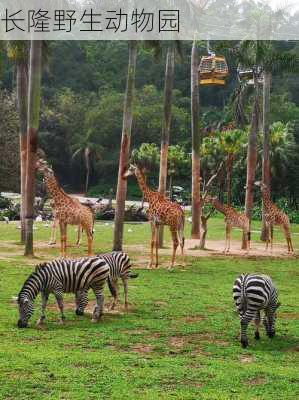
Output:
top-left (1, 41), bottom-right (298, 208)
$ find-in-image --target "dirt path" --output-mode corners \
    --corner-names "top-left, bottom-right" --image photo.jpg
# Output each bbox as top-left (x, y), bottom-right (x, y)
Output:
top-left (125, 238), bottom-right (297, 268)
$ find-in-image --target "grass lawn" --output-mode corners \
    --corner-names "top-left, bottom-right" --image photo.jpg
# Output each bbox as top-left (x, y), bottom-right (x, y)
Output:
top-left (0, 219), bottom-right (298, 399)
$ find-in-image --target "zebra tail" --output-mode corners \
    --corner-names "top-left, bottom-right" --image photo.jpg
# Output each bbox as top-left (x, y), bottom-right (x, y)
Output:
top-left (107, 277), bottom-right (117, 298)
top-left (128, 271), bottom-right (139, 279)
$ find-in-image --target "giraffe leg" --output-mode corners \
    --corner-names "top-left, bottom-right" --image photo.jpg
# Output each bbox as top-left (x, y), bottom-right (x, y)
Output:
top-left (243, 229), bottom-right (249, 255)
top-left (283, 225), bottom-right (294, 254)
top-left (227, 225), bottom-right (232, 253)
top-left (154, 224), bottom-right (159, 268)
top-left (76, 225), bottom-right (82, 246)
top-left (148, 222), bottom-right (155, 269)
top-left (265, 223), bottom-right (270, 251)
top-left (270, 225), bottom-right (274, 253)
top-left (225, 224), bottom-right (232, 253)
top-left (168, 228), bottom-right (179, 271)
top-left (84, 225), bottom-right (93, 256)
top-left (49, 218), bottom-right (58, 245)
top-left (59, 222), bottom-right (67, 257)
top-left (224, 223), bottom-right (228, 253)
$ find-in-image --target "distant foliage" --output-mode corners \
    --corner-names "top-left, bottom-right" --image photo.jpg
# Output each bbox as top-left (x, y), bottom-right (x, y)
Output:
top-left (0, 90), bottom-right (19, 192)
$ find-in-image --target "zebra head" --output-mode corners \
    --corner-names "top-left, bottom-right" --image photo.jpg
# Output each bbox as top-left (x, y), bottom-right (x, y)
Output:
top-left (17, 295), bottom-right (34, 328)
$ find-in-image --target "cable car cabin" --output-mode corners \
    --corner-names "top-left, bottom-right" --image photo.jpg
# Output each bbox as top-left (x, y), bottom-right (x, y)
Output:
top-left (198, 55), bottom-right (228, 85)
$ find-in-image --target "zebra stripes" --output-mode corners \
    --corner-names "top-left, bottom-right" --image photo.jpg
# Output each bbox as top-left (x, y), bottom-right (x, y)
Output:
top-left (17, 256), bottom-right (110, 328)
top-left (77, 251), bottom-right (138, 312)
top-left (233, 273), bottom-right (280, 348)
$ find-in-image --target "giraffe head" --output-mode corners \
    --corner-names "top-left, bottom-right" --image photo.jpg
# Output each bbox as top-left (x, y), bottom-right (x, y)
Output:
top-left (204, 194), bottom-right (217, 205)
top-left (254, 181), bottom-right (267, 192)
top-left (123, 164), bottom-right (138, 179)
top-left (36, 159), bottom-right (53, 177)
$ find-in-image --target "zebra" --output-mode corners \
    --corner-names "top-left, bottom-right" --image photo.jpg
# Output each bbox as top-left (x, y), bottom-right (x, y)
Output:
top-left (17, 256), bottom-right (111, 328)
top-left (76, 251), bottom-right (138, 312)
top-left (233, 273), bottom-right (280, 348)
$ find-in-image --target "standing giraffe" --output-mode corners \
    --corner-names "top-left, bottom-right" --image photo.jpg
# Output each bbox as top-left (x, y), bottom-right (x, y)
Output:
top-left (255, 181), bottom-right (294, 253)
top-left (36, 159), bottom-right (94, 257)
top-left (123, 164), bottom-right (185, 270)
top-left (204, 195), bottom-right (250, 253)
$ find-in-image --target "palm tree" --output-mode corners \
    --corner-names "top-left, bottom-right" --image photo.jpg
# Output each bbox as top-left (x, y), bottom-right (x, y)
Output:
top-left (157, 43), bottom-right (175, 247)
top-left (235, 41), bottom-right (263, 248)
top-left (113, 40), bottom-right (138, 251)
top-left (191, 39), bottom-right (201, 239)
top-left (217, 127), bottom-right (245, 206)
top-left (24, 40), bottom-right (43, 256)
top-left (72, 132), bottom-right (102, 195)
top-left (259, 42), bottom-right (298, 240)
top-left (7, 41), bottom-right (28, 243)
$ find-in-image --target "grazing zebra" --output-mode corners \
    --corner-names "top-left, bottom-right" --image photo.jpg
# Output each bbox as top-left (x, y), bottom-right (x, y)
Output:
top-left (17, 257), bottom-right (111, 328)
top-left (233, 273), bottom-right (280, 348)
top-left (77, 252), bottom-right (138, 312)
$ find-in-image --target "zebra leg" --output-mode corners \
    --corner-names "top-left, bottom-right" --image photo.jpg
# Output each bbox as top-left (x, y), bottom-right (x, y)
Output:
top-left (54, 291), bottom-right (66, 324)
top-left (110, 279), bottom-right (119, 310)
top-left (240, 311), bottom-right (255, 348)
top-left (36, 291), bottom-right (49, 326)
top-left (122, 276), bottom-right (129, 311)
top-left (254, 311), bottom-right (261, 340)
top-left (75, 290), bottom-right (88, 316)
top-left (264, 310), bottom-right (276, 338)
top-left (91, 283), bottom-right (105, 322)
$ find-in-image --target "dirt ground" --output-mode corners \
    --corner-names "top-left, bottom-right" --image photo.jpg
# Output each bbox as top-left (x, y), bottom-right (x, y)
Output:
top-left (125, 238), bottom-right (297, 269)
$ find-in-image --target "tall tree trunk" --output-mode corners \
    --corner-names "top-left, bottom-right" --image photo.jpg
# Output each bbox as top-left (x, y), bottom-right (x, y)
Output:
top-left (243, 76), bottom-right (260, 248)
top-left (191, 40), bottom-right (201, 239)
top-left (84, 147), bottom-right (91, 196)
top-left (113, 40), bottom-right (137, 251)
top-left (24, 41), bottom-right (42, 256)
top-left (227, 153), bottom-right (234, 206)
top-left (260, 70), bottom-right (271, 241)
top-left (17, 60), bottom-right (28, 244)
top-left (158, 45), bottom-right (175, 248)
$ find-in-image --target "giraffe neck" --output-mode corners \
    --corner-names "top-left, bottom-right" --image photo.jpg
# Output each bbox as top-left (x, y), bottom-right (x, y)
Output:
top-left (135, 169), bottom-right (152, 201)
top-left (212, 198), bottom-right (228, 215)
top-left (262, 189), bottom-right (272, 209)
top-left (44, 174), bottom-right (69, 205)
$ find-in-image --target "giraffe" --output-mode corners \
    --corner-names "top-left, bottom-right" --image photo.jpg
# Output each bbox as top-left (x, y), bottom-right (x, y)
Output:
top-left (123, 164), bottom-right (185, 270)
top-left (204, 195), bottom-right (250, 253)
top-left (36, 159), bottom-right (94, 257)
top-left (48, 198), bottom-right (103, 246)
top-left (255, 181), bottom-right (294, 253)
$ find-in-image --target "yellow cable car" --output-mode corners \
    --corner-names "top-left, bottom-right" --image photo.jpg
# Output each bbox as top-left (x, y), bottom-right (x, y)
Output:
top-left (199, 55), bottom-right (229, 85)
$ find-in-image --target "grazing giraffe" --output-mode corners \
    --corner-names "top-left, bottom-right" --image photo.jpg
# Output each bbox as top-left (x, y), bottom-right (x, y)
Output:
top-left (204, 195), bottom-right (250, 253)
top-left (123, 164), bottom-right (185, 270)
top-left (36, 159), bottom-right (94, 257)
top-left (255, 181), bottom-right (294, 253)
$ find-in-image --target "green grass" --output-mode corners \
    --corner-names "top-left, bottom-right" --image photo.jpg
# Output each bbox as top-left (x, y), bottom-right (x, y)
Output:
top-left (0, 219), bottom-right (299, 399)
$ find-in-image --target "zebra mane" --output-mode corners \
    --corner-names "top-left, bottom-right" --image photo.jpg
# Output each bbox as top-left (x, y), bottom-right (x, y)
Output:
top-left (18, 270), bottom-right (43, 301)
